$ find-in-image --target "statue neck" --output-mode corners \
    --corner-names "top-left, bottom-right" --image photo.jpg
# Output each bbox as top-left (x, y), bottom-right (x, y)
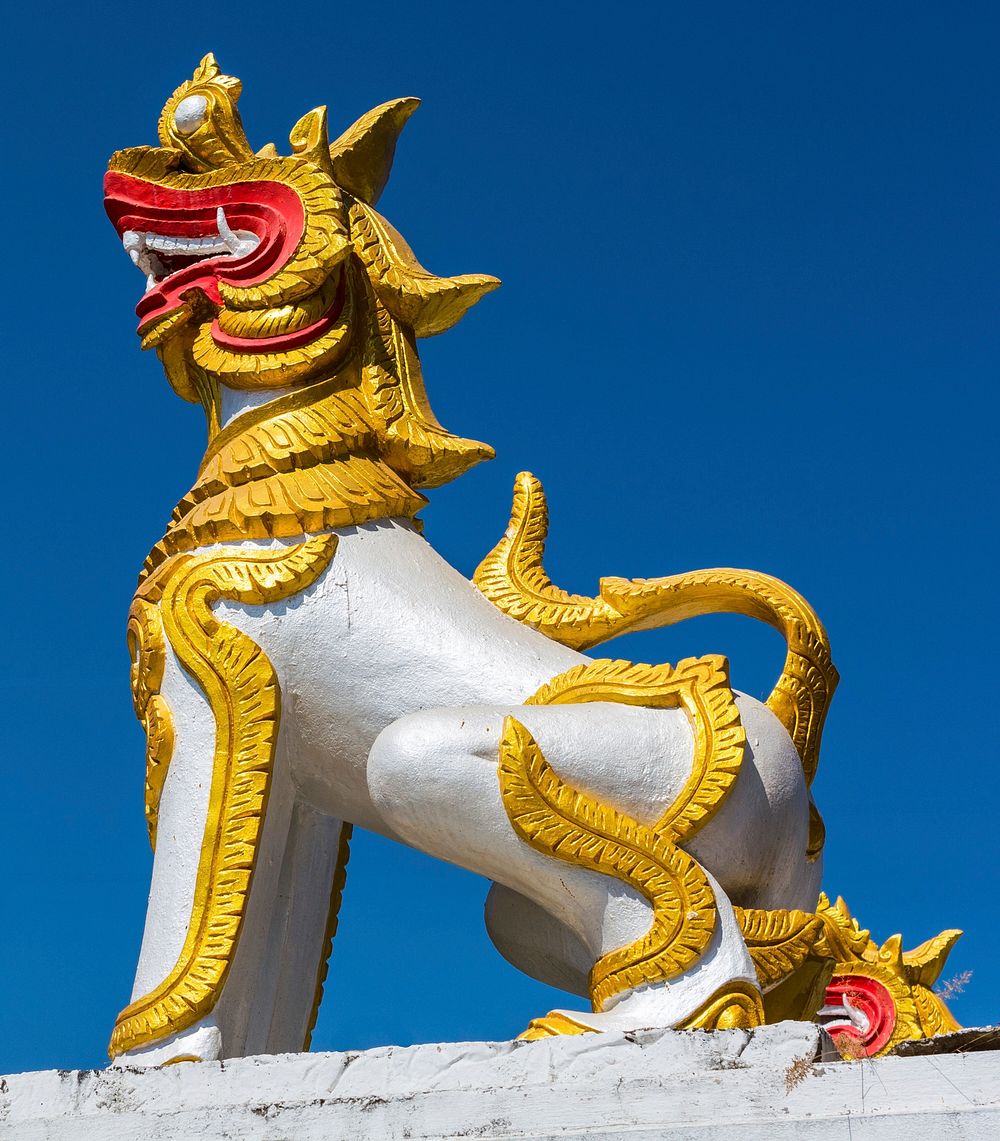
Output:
top-left (218, 382), bottom-right (298, 431)
top-left (137, 363), bottom-right (426, 590)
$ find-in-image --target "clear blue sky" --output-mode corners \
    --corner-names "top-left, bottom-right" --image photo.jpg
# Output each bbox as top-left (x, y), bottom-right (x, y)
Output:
top-left (1, 3), bottom-right (997, 1074)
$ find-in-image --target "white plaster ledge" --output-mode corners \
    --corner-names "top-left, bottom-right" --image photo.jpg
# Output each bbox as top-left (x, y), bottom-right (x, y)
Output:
top-left (2, 1022), bottom-right (998, 1140)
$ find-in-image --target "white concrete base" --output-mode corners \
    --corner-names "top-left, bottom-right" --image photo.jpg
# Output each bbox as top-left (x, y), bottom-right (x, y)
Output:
top-left (2, 1023), bottom-right (998, 1140)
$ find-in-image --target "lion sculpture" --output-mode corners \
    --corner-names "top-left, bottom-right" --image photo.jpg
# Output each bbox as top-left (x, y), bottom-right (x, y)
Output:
top-left (103, 56), bottom-right (961, 1065)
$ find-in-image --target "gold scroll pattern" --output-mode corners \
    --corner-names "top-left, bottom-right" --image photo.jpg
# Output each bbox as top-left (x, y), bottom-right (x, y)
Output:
top-left (109, 535), bottom-right (337, 1057)
top-left (498, 655), bottom-right (750, 1014)
top-left (127, 598), bottom-right (175, 849)
top-left (676, 980), bottom-right (767, 1030)
top-left (139, 365), bottom-right (425, 585)
top-left (475, 471), bottom-right (837, 859)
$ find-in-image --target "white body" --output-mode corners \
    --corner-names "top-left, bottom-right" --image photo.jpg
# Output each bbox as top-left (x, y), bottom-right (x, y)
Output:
top-left (122, 516), bottom-right (821, 1065)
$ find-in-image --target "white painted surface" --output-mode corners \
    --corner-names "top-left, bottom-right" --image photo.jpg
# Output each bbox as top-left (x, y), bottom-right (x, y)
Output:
top-left (4, 1024), bottom-right (998, 1140)
top-left (123, 518), bottom-right (822, 1060)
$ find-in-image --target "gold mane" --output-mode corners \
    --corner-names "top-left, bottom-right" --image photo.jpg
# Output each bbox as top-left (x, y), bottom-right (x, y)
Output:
top-left (108, 54), bottom-right (500, 585)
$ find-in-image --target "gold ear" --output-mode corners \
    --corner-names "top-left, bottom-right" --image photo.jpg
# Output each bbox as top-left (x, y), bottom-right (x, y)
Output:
top-left (289, 107), bottom-right (334, 175)
top-left (329, 98), bottom-right (420, 204)
top-left (902, 929), bottom-right (963, 988)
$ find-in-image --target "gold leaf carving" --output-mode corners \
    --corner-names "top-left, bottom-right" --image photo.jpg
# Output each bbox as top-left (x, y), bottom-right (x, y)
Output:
top-left (499, 655), bottom-right (745, 1012)
top-left (357, 265), bottom-right (494, 488)
top-left (677, 980), bottom-right (766, 1030)
top-left (351, 198), bottom-right (500, 338)
top-left (902, 929), bottom-right (964, 989)
top-left (735, 907), bottom-right (826, 991)
top-left (127, 599), bottom-right (174, 848)
top-left (476, 471), bottom-right (837, 858)
top-left (474, 473), bottom-right (620, 645)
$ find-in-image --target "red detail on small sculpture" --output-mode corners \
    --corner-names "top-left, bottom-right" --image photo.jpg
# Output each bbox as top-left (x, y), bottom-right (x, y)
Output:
top-left (824, 974), bottom-right (896, 1056)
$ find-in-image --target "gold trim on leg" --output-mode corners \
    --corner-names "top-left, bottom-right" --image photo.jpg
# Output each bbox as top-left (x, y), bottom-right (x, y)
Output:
top-left (677, 980), bottom-right (765, 1030)
top-left (109, 535), bottom-right (337, 1058)
top-left (303, 822), bottom-right (353, 1051)
top-left (499, 655), bottom-right (745, 1018)
top-left (517, 1012), bottom-right (594, 1041)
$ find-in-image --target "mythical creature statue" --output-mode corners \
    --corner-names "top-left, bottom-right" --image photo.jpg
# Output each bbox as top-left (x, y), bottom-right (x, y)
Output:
top-left (103, 56), bottom-right (962, 1065)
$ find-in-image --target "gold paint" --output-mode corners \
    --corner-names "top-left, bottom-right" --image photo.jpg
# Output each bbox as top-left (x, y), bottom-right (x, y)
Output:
top-left (303, 824), bottom-right (353, 1051)
top-left (517, 1011), bottom-right (593, 1041)
top-left (731, 895), bottom-right (963, 1055)
top-left (215, 271), bottom-right (343, 340)
top-left (127, 598), bottom-right (175, 848)
top-left (137, 362), bottom-right (426, 585)
top-left (349, 198), bottom-right (499, 339)
top-left (735, 906), bottom-right (835, 1025)
top-left (499, 655), bottom-right (745, 1014)
top-left (357, 264), bottom-right (494, 488)
top-left (109, 535), bottom-right (337, 1058)
top-left (157, 54), bottom-right (254, 173)
top-left (816, 893), bottom-right (963, 1057)
top-left (476, 471), bottom-right (837, 858)
top-left (677, 980), bottom-right (765, 1030)
top-left (735, 906), bottom-right (829, 993)
top-left (328, 98), bottom-right (420, 206)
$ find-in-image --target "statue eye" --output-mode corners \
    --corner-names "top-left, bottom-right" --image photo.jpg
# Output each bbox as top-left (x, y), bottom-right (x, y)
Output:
top-left (174, 94), bottom-right (208, 135)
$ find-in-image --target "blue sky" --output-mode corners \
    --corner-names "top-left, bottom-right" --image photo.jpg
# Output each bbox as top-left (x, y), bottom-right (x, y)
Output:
top-left (1, 3), bottom-right (997, 1073)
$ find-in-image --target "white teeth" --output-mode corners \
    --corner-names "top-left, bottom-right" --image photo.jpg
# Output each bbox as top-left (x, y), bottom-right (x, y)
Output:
top-left (216, 207), bottom-right (259, 258)
top-left (145, 234), bottom-right (177, 253)
top-left (818, 997), bottom-right (871, 1037)
top-left (121, 216), bottom-right (260, 295)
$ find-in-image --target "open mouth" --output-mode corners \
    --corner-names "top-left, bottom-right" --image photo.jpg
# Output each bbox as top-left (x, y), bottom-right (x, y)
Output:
top-left (104, 171), bottom-right (305, 335)
top-left (818, 992), bottom-right (871, 1038)
top-left (123, 207), bottom-right (259, 294)
top-left (819, 975), bottom-right (896, 1056)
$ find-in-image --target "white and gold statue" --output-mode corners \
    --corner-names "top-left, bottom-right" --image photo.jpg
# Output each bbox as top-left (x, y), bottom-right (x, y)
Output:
top-left (103, 56), bottom-right (960, 1066)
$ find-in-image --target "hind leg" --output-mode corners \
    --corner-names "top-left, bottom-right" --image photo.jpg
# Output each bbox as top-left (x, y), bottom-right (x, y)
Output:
top-left (367, 702), bottom-right (761, 1033)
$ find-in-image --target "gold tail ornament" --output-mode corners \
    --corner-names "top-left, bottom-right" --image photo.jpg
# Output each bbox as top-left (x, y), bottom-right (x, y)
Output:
top-left (476, 471), bottom-right (837, 858)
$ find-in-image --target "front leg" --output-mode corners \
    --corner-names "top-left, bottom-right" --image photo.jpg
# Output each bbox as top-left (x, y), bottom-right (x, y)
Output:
top-left (112, 538), bottom-right (340, 1065)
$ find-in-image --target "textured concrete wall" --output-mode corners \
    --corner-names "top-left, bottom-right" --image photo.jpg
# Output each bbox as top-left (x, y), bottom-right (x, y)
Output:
top-left (2, 1023), bottom-right (998, 1140)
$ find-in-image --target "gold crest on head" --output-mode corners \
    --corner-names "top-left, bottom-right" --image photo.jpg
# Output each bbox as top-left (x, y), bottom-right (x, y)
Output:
top-left (157, 54), bottom-right (253, 172)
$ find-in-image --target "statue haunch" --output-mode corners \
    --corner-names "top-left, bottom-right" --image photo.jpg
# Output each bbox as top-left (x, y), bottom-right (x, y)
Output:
top-left (103, 56), bottom-right (962, 1065)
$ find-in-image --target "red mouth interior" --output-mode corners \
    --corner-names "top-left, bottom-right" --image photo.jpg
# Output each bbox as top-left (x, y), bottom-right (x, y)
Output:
top-left (824, 975), bottom-right (896, 1056)
top-left (103, 172), bottom-right (305, 332)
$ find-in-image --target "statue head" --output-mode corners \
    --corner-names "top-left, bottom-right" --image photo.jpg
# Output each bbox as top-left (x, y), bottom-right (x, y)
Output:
top-left (105, 54), bottom-right (496, 487)
top-left (817, 894), bottom-right (963, 1057)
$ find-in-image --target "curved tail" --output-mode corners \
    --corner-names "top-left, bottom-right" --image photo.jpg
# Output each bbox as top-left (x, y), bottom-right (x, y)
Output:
top-left (474, 472), bottom-right (837, 858)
